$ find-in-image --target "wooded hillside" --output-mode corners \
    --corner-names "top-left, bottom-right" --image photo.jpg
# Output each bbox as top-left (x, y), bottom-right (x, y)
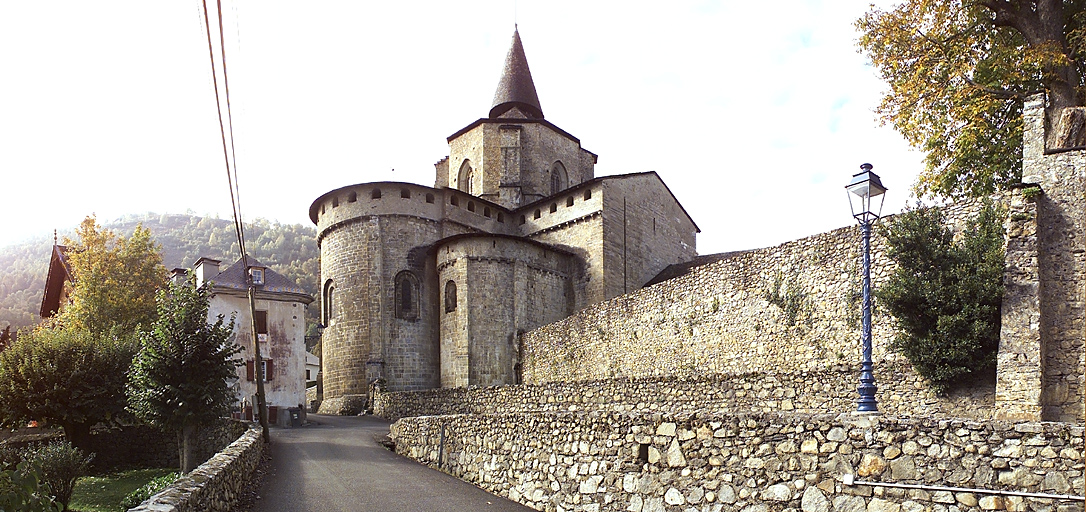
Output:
top-left (0, 213), bottom-right (320, 333)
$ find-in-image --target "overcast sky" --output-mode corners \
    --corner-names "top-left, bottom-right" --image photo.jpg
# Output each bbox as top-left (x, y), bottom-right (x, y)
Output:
top-left (0, 1), bottom-right (922, 255)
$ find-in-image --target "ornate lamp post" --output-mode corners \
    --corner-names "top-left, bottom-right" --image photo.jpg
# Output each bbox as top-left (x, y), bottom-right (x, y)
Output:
top-left (846, 163), bottom-right (887, 413)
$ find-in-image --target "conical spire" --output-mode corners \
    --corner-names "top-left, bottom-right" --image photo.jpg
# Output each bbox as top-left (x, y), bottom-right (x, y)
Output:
top-left (490, 28), bottom-right (544, 119)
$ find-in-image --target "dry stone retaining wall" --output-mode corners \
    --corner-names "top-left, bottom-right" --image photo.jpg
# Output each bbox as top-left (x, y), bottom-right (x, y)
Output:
top-left (375, 363), bottom-right (994, 424)
top-left (391, 411), bottom-right (1084, 512)
top-left (128, 422), bottom-right (263, 512)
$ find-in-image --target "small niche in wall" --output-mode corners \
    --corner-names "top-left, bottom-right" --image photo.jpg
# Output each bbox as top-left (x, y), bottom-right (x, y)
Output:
top-left (371, 189), bottom-right (382, 199)
top-left (425, 193), bottom-right (435, 204)
top-left (497, 213), bottom-right (504, 223)
top-left (637, 444), bottom-right (649, 462)
top-left (348, 191), bottom-right (357, 203)
top-left (451, 196), bottom-right (460, 207)
top-left (468, 201), bottom-right (476, 213)
top-left (584, 189), bottom-right (592, 200)
top-left (332, 196), bottom-right (339, 207)
top-left (550, 203), bottom-right (557, 213)
top-left (534, 209), bottom-right (541, 219)
top-left (401, 189), bottom-right (411, 199)
top-left (566, 196), bottom-right (575, 207)
top-left (484, 207), bottom-right (491, 218)
top-left (519, 215), bottom-right (526, 225)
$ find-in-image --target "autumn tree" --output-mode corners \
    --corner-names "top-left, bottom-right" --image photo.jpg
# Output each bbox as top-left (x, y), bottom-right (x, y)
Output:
top-left (61, 216), bottom-right (167, 334)
top-left (127, 277), bottom-right (242, 473)
top-left (857, 1), bottom-right (1085, 198)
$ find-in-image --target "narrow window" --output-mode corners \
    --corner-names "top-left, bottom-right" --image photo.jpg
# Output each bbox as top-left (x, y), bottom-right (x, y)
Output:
top-left (451, 196), bottom-right (460, 207)
top-left (584, 189), bottom-right (592, 200)
top-left (371, 189), bottom-right (382, 199)
top-left (348, 191), bottom-right (357, 203)
top-left (468, 201), bottom-right (476, 213)
top-left (395, 271), bottom-right (420, 321)
top-left (534, 209), bottom-right (541, 219)
top-left (254, 310), bottom-right (268, 343)
top-left (401, 189), bottom-right (411, 199)
top-left (567, 196), bottom-right (575, 207)
top-left (444, 280), bottom-right (457, 313)
top-left (323, 279), bottom-right (335, 325)
top-left (458, 160), bottom-right (474, 194)
top-left (497, 213), bottom-right (504, 223)
top-left (426, 193), bottom-right (435, 204)
top-left (519, 215), bottom-right (526, 225)
top-left (550, 203), bottom-right (557, 213)
top-left (484, 207), bottom-right (491, 218)
top-left (551, 161), bottom-right (568, 194)
top-left (332, 196), bottom-right (339, 207)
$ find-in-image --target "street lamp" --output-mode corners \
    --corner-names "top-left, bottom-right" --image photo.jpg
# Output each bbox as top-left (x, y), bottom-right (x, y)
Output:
top-left (846, 163), bottom-right (887, 413)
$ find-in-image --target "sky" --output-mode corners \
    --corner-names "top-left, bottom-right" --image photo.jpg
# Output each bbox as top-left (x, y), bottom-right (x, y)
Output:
top-left (0, 1), bottom-right (923, 255)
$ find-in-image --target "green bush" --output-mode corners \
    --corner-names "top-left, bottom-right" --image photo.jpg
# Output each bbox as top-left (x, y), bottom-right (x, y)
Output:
top-left (25, 442), bottom-right (92, 512)
top-left (877, 202), bottom-right (1005, 394)
top-left (119, 472), bottom-right (178, 510)
top-left (0, 461), bottom-right (61, 512)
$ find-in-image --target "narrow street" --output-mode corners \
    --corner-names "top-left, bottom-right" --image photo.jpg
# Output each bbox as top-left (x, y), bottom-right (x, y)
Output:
top-left (250, 414), bottom-right (534, 512)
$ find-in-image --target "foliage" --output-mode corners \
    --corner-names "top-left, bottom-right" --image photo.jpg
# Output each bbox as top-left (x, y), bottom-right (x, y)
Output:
top-left (876, 202), bottom-right (1006, 394)
top-left (0, 213), bottom-right (319, 334)
top-left (118, 471), bottom-right (178, 510)
top-left (60, 216), bottom-right (167, 335)
top-left (0, 325), bottom-right (11, 352)
top-left (127, 277), bottom-right (242, 473)
top-left (856, 1), bottom-right (1086, 199)
top-left (763, 271), bottom-right (812, 327)
top-left (25, 441), bottom-right (92, 512)
top-left (0, 461), bottom-right (61, 512)
top-left (68, 468), bottom-right (176, 512)
top-left (0, 326), bottom-right (136, 450)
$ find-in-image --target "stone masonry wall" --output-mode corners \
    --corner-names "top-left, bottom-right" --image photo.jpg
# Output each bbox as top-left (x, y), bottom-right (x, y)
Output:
top-left (997, 188), bottom-right (1043, 420)
top-left (391, 411), bottom-right (1084, 512)
top-left (375, 362), bottom-right (995, 424)
top-left (128, 422), bottom-right (263, 512)
top-left (521, 199), bottom-right (995, 388)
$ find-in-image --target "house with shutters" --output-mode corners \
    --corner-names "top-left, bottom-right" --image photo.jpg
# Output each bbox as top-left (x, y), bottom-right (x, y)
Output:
top-left (190, 256), bottom-right (314, 426)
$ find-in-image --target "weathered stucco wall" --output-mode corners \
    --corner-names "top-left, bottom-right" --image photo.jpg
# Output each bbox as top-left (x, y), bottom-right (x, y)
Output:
top-left (391, 411), bottom-right (1084, 512)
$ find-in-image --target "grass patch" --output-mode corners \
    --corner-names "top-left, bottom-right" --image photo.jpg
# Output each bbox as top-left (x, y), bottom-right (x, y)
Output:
top-left (69, 468), bottom-right (176, 512)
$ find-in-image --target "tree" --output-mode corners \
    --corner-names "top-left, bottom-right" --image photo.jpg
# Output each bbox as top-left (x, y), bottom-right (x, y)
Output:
top-left (857, 1), bottom-right (1085, 198)
top-left (61, 216), bottom-right (167, 334)
top-left (876, 202), bottom-right (1006, 394)
top-left (127, 277), bottom-right (243, 473)
top-left (0, 324), bottom-right (12, 352)
top-left (0, 326), bottom-right (136, 450)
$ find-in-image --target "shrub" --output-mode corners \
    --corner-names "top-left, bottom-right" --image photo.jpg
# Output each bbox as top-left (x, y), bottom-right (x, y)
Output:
top-left (0, 461), bottom-right (61, 512)
top-left (119, 472), bottom-right (179, 510)
top-left (25, 441), bottom-right (92, 512)
top-left (877, 201), bottom-right (1005, 394)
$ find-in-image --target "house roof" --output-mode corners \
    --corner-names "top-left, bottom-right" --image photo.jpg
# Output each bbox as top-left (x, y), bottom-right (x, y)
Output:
top-left (209, 256), bottom-right (313, 303)
top-left (490, 28), bottom-right (543, 119)
top-left (39, 244), bottom-right (73, 319)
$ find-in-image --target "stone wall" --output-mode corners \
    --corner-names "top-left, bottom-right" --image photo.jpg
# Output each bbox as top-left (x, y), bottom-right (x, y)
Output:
top-left (128, 422), bottom-right (263, 512)
top-left (374, 362), bottom-right (994, 424)
top-left (520, 199), bottom-right (992, 387)
top-left (391, 411), bottom-right (1084, 512)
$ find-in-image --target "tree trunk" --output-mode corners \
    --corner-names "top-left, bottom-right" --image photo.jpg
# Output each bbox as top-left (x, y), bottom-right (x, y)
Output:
top-left (180, 424), bottom-right (197, 473)
top-left (61, 421), bottom-right (92, 453)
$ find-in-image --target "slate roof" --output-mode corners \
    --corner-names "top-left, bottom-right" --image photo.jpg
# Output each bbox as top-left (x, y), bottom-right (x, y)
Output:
top-left (211, 256), bottom-right (311, 300)
top-left (490, 28), bottom-right (544, 119)
top-left (39, 244), bottom-right (73, 318)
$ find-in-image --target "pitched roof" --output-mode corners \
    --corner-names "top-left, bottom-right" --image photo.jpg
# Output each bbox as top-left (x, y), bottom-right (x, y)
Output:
top-left (39, 244), bottom-right (73, 318)
top-left (210, 256), bottom-right (312, 302)
top-left (490, 28), bottom-right (544, 119)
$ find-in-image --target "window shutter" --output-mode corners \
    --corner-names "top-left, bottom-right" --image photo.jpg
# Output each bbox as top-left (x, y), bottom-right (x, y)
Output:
top-left (266, 360), bottom-right (275, 381)
top-left (246, 360), bottom-right (254, 381)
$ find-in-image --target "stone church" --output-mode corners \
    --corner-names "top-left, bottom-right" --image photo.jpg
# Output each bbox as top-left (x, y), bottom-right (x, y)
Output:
top-left (311, 30), bottom-right (699, 412)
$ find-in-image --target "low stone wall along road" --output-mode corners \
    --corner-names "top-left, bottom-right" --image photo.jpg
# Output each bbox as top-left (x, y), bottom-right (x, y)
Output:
top-left (251, 414), bottom-right (534, 512)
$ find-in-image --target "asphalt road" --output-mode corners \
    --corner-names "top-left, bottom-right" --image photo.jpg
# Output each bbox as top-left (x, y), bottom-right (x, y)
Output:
top-left (250, 414), bottom-right (535, 512)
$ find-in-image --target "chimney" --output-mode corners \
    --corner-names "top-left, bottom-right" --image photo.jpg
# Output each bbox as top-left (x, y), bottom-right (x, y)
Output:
top-left (193, 257), bottom-right (221, 287)
top-left (169, 268), bottom-right (189, 286)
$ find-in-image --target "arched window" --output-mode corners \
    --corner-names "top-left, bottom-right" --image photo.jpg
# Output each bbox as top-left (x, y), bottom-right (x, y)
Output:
top-left (395, 271), bottom-right (420, 320)
top-left (323, 279), bottom-right (335, 325)
top-left (551, 161), bottom-right (568, 194)
top-left (444, 280), bottom-right (457, 313)
top-left (457, 160), bottom-right (474, 194)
